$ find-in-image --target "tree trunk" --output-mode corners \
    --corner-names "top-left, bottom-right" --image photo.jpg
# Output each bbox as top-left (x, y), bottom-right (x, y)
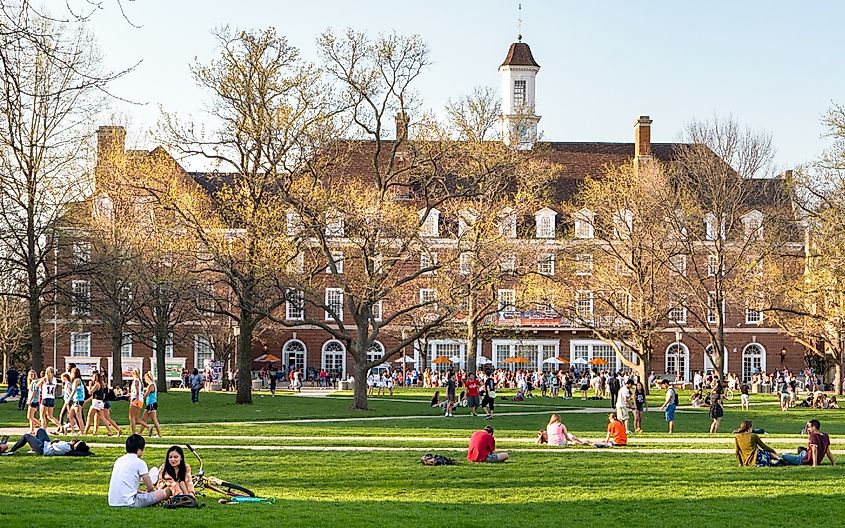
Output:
top-left (154, 325), bottom-right (168, 393)
top-left (352, 359), bottom-right (369, 410)
top-left (236, 315), bottom-right (254, 404)
top-left (636, 351), bottom-right (652, 395)
top-left (110, 331), bottom-right (123, 388)
top-left (29, 299), bottom-right (43, 372)
top-left (465, 309), bottom-right (478, 375)
top-left (834, 353), bottom-right (843, 396)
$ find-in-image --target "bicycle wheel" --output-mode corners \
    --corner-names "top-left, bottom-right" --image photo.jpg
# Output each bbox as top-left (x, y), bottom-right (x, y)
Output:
top-left (206, 477), bottom-right (255, 498)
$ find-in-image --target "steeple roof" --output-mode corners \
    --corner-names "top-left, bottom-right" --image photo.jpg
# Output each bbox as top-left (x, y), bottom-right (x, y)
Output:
top-left (500, 42), bottom-right (539, 68)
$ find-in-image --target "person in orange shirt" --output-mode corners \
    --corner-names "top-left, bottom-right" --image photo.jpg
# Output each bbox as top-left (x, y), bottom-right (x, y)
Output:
top-left (596, 413), bottom-right (628, 447)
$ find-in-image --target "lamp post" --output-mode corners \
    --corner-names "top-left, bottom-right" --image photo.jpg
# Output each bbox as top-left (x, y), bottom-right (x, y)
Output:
top-left (674, 330), bottom-right (682, 380)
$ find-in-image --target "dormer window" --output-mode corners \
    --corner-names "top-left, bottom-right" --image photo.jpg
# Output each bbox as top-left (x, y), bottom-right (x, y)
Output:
top-left (513, 80), bottom-right (526, 106)
top-left (535, 207), bottom-right (557, 239)
top-left (499, 208), bottom-right (517, 238)
top-left (574, 208), bottom-right (594, 239)
top-left (704, 212), bottom-right (725, 241)
top-left (741, 210), bottom-right (764, 240)
top-left (419, 208), bottom-right (440, 237)
top-left (613, 209), bottom-right (633, 239)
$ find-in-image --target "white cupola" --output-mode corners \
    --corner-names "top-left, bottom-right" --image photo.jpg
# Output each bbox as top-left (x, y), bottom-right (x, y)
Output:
top-left (499, 39), bottom-right (541, 150)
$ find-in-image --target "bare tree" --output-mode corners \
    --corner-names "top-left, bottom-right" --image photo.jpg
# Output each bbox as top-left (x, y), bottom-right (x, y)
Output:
top-left (0, 294), bottom-right (27, 383)
top-left (0, 4), bottom-right (128, 372)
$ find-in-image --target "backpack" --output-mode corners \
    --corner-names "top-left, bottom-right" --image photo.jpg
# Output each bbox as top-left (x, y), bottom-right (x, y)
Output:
top-left (420, 453), bottom-right (457, 466)
top-left (165, 494), bottom-right (202, 509)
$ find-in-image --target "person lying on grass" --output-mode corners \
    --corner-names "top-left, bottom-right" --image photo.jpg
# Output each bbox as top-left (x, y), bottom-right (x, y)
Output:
top-left (108, 434), bottom-right (173, 507)
top-left (733, 420), bottom-right (779, 466)
top-left (467, 425), bottom-right (508, 463)
top-left (0, 429), bottom-right (90, 456)
top-left (541, 413), bottom-right (591, 446)
top-left (593, 413), bottom-right (627, 448)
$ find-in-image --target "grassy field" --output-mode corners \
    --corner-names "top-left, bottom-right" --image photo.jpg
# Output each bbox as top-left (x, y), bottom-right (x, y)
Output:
top-left (0, 387), bottom-right (842, 527)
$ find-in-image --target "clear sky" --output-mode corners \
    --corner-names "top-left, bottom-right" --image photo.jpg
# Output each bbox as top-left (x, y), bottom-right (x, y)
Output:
top-left (86, 0), bottom-right (844, 171)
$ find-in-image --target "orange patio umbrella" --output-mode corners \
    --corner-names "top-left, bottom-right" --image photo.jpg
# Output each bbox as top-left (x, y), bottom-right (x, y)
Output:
top-left (255, 353), bottom-right (281, 364)
top-left (432, 356), bottom-right (453, 365)
top-left (589, 357), bottom-right (608, 365)
top-left (503, 356), bottom-right (530, 364)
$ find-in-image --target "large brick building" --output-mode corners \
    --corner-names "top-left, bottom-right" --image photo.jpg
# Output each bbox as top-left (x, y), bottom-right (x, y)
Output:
top-left (44, 39), bottom-right (805, 384)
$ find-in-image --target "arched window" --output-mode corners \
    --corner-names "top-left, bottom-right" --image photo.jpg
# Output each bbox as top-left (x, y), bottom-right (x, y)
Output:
top-left (704, 345), bottom-right (729, 375)
top-left (321, 340), bottom-right (346, 377)
top-left (742, 344), bottom-right (766, 383)
top-left (665, 343), bottom-right (689, 381)
top-left (367, 341), bottom-right (385, 364)
top-left (283, 339), bottom-right (306, 371)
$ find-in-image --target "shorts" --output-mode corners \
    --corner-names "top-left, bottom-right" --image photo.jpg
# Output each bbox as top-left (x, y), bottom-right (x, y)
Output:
top-left (485, 453), bottom-right (502, 463)
top-left (146, 402), bottom-right (158, 412)
top-left (74, 399), bottom-right (85, 408)
top-left (104, 401), bottom-right (112, 410)
top-left (447, 393), bottom-right (456, 403)
top-left (131, 490), bottom-right (166, 508)
top-left (741, 394), bottom-right (749, 405)
top-left (467, 395), bottom-right (480, 408)
top-left (780, 393), bottom-right (790, 403)
top-left (482, 397), bottom-right (494, 411)
top-left (615, 407), bottom-right (629, 421)
top-left (665, 404), bottom-right (676, 422)
top-left (91, 399), bottom-right (105, 411)
top-left (30, 401), bottom-right (39, 409)
top-left (41, 398), bottom-right (55, 408)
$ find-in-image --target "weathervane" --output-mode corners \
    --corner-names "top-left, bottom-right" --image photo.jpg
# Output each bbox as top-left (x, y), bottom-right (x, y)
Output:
top-left (517, 2), bottom-right (523, 41)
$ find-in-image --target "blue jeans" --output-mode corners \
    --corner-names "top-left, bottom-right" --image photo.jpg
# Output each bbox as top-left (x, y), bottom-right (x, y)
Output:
top-left (781, 452), bottom-right (804, 465)
top-left (191, 388), bottom-right (200, 403)
top-left (11, 428), bottom-right (49, 454)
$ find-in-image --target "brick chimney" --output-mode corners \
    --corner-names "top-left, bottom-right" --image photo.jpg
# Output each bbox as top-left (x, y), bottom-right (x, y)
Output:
top-left (395, 112), bottom-right (409, 140)
top-left (95, 126), bottom-right (126, 191)
top-left (634, 116), bottom-right (652, 158)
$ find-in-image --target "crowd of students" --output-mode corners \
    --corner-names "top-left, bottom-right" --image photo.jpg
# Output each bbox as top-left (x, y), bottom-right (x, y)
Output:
top-left (1, 363), bottom-right (163, 438)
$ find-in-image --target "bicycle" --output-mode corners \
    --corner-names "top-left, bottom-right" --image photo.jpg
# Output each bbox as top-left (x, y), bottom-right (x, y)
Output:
top-left (186, 444), bottom-right (255, 498)
top-left (724, 387), bottom-right (734, 400)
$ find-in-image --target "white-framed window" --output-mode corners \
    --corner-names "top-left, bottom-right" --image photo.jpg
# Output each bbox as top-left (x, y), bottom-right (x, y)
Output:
top-left (535, 208), bottom-right (557, 239)
top-left (538, 253), bottom-right (555, 276)
top-left (372, 300), bottom-right (383, 322)
top-left (704, 345), bottom-right (729, 375)
top-left (706, 291), bottom-right (724, 325)
top-left (668, 296), bottom-right (687, 324)
top-left (119, 282), bottom-right (133, 309)
top-left (72, 241), bottom-right (91, 267)
top-left (574, 208), bottom-right (594, 239)
top-left (420, 251), bottom-right (437, 274)
top-left (707, 255), bottom-right (719, 277)
top-left (71, 280), bottom-right (91, 316)
top-left (152, 333), bottom-right (174, 358)
top-left (513, 79), bottom-right (527, 106)
top-left (325, 288), bottom-right (343, 321)
top-left (419, 208), bottom-right (440, 237)
top-left (70, 332), bottom-right (91, 357)
top-left (575, 290), bottom-right (593, 319)
top-left (366, 341), bottom-right (385, 364)
top-left (670, 254), bottom-right (687, 276)
top-left (457, 209), bottom-right (478, 237)
top-left (286, 289), bottom-right (304, 320)
top-left (613, 209), bottom-right (633, 239)
top-left (745, 303), bottom-right (764, 324)
top-left (459, 253), bottom-right (472, 275)
top-left (327, 251), bottom-right (344, 274)
top-left (741, 344), bottom-right (766, 382)
top-left (665, 342), bottom-right (690, 381)
top-left (499, 209), bottom-right (517, 238)
top-left (427, 340), bottom-right (466, 371)
top-left (575, 254), bottom-right (593, 276)
top-left (615, 259), bottom-right (632, 277)
top-left (569, 340), bottom-right (622, 373)
top-left (704, 212), bottom-right (725, 241)
top-left (283, 339), bottom-right (306, 371)
top-left (419, 288), bottom-right (438, 309)
top-left (322, 340), bottom-right (346, 375)
top-left (194, 335), bottom-right (214, 368)
top-left (286, 211), bottom-right (303, 237)
top-left (494, 339), bottom-right (559, 371)
top-left (287, 252), bottom-right (305, 274)
top-left (326, 212), bottom-right (344, 237)
top-left (497, 289), bottom-right (516, 313)
top-left (741, 210), bottom-right (764, 240)
top-left (611, 290), bottom-right (631, 317)
top-left (121, 333), bottom-right (133, 358)
top-left (500, 254), bottom-right (516, 274)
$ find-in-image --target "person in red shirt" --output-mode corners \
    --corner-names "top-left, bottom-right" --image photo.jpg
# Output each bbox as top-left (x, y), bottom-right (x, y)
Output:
top-left (595, 413), bottom-right (627, 447)
top-left (467, 425), bottom-right (508, 463)
top-left (465, 373), bottom-right (481, 416)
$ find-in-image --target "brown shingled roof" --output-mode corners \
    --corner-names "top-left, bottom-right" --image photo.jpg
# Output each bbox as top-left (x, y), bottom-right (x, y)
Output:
top-left (500, 42), bottom-right (540, 68)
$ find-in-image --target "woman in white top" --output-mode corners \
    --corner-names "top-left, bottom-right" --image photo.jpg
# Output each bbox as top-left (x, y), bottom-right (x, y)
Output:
top-left (129, 369), bottom-right (144, 434)
top-left (546, 413), bottom-right (591, 446)
top-left (38, 367), bottom-right (62, 430)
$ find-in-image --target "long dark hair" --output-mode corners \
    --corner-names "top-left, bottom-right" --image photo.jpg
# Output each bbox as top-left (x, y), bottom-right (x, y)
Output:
top-left (163, 446), bottom-right (187, 482)
top-left (733, 420), bottom-right (753, 434)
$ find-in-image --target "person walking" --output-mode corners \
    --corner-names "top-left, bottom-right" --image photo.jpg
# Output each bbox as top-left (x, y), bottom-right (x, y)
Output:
top-left (0, 365), bottom-right (19, 403)
top-left (25, 370), bottom-right (40, 433)
top-left (128, 369), bottom-right (144, 434)
top-left (709, 392), bottom-right (724, 433)
top-left (138, 372), bottom-right (162, 438)
top-left (608, 373), bottom-right (621, 410)
top-left (659, 379), bottom-right (678, 434)
top-left (188, 368), bottom-right (203, 403)
top-left (615, 379), bottom-right (633, 433)
top-left (38, 367), bottom-right (62, 431)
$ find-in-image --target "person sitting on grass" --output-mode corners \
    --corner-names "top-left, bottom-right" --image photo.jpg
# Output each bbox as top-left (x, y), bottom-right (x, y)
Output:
top-left (0, 428), bottom-right (90, 456)
top-left (780, 419), bottom-right (836, 467)
top-left (690, 390), bottom-right (704, 408)
top-left (154, 446), bottom-right (195, 496)
top-left (594, 413), bottom-right (627, 447)
top-left (467, 425), bottom-right (508, 463)
top-left (430, 390), bottom-right (444, 408)
top-left (733, 420), bottom-right (778, 466)
top-left (545, 413), bottom-right (591, 446)
top-left (108, 434), bottom-right (172, 507)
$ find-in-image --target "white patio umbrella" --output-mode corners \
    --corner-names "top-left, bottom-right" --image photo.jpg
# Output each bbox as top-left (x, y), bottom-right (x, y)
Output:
top-left (572, 357), bottom-right (589, 365)
top-left (476, 357), bottom-right (493, 365)
top-left (394, 356), bottom-right (416, 363)
top-left (449, 355), bottom-right (463, 364)
top-left (543, 357), bottom-right (565, 365)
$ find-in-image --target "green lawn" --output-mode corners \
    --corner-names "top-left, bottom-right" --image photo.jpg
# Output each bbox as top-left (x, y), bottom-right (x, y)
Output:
top-left (1, 388), bottom-right (842, 527)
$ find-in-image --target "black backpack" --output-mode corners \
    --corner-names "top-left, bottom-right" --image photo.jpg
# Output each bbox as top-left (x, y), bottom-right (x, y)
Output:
top-left (165, 494), bottom-right (203, 508)
top-left (420, 453), bottom-right (457, 466)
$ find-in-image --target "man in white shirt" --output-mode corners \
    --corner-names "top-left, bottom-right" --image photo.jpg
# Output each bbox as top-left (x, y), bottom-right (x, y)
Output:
top-left (615, 379), bottom-right (634, 433)
top-left (108, 434), bottom-right (171, 507)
